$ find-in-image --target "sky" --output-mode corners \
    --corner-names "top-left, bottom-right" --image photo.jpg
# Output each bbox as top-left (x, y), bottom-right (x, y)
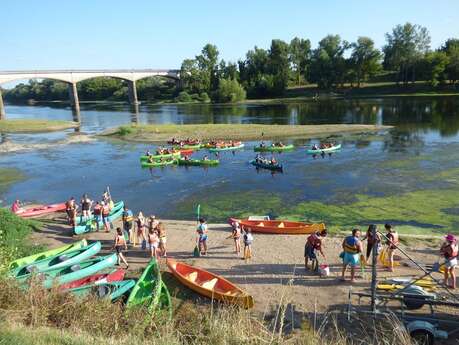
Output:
top-left (1, 0), bottom-right (459, 71)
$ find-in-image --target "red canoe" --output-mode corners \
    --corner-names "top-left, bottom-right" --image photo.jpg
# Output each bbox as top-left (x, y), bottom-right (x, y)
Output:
top-left (59, 269), bottom-right (126, 290)
top-left (179, 149), bottom-right (194, 156)
top-left (14, 203), bottom-right (67, 218)
top-left (228, 217), bottom-right (325, 235)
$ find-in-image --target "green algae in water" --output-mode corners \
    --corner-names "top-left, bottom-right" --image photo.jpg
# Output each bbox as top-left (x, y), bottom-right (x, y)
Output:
top-left (0, 168), bottom-right (25, 194)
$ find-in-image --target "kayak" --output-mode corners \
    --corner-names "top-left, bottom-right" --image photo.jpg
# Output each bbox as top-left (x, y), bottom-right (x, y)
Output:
top-left (68, 279), bottom-right (136, 302)
top-left (177, 158), bottom-right (220, 166)
top-left (139, 152), bottom-right (180, 161)
top-left (306, 144), bottom-right (341, 154)
top-left (172, 144), bottom-right (202, 150)
top-left (254, 144), bottom-right (294, 152)
top-left (167, 259), bottom-right (253, 309)
top-left (249, 160), bottom-right (283, 172)
top-left (14, 203), bottom-right (66, 218)
top-left (11, 242), bottom-right (102, 279)
top-left (208, 143), bottom-right (244, 152)
top-left (18, 254), bottom-right (118, 289)
top-left (126, 258), bottom-right (172, 317)
top-left (75, 201), bottom-right (124, 227)
top-left (203, 141), bottom-right (242, 149)
top-left (141, 159), bottom-right (177, 168)
top-left (9, 239), bottom-right (87, 270)
top-left (59, 268), bottom-right (126, 290)
top-left (74, 201), bottom-right (125, 235)
top-left (228, 218), bottom-right (326, 235)
top-left (168, 140), bottom-right (201, 146)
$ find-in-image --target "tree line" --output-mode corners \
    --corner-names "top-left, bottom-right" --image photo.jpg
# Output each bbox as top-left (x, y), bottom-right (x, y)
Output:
top-left (3, 23), bottom-right (459, 104)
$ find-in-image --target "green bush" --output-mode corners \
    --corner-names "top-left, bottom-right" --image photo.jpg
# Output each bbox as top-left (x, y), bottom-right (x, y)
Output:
top-left (175, 91), bottom-right (193, 103)
top-left (215, 78), bottom-right (246, 103)
top-left (117, 126), bottom-right (133, 136)
top-left (198, 92), bottom-right (211, 103)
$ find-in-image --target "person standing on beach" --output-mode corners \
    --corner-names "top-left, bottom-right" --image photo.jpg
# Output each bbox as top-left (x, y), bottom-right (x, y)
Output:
top-left (101, 201), bottom-right (111, 232)
top-left (93, 201), bottom-right (102, 232)
top-left (341, 228), bottom-right (363, 282)
top-left (122, 206), bottom-right (134, 245)
top-left (230, 221), bottom-right (242, 256)
top-left (384, 224), bottom-right (399, 272)
top-left (80, 194), bottom-right (92, 221)
top-left (136, 212), bottom-right (146, 249)
top-left (304, 229), bottom-right (327, 272)
top-left (65, 197), bottom-right (78, 226)
top-left (113, 227), bottom-right (128, 269)
top-left (196, 218), bottom-right (208, 256)
top-left (440, 234), bottom-right (458, 289)
top-left (148, 227), bottom-right (159, 259)
top-left (158, 222), bottom-right (167, 257)
top-left (362, 224), bottom-right (381, 262)
top-left (242, 227), bottom-right (253, 261)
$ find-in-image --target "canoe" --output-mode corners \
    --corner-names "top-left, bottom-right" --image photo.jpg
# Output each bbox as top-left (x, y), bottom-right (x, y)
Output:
top-left (139, 152), bottom-right (180, 161)
top-left (59, 268), bottom-right (126, 290)
top-left (68, 279), bottom-right (136, 302)
top-left (167, 259), bottom-right (253, 309)
top-left (126, 258), bottom-right (172, 317)
top-left (75, 201), bottom-right (124, 226)
top-left (11, 242), bottom-right (102, 279)
top-left (228, 218), bottom-right (325, 235)
top-left (254, 144), bottom-right (294, 152)
top-left (172, 144), bottom-right (202, 150)
top-left (177, 158), bottom-right (220, 166)
top-left (14, 203), bottom-right (66, 218)
top-left (9, 239), bottom-right (88, 270)
top-left (141, 159), bottom-right (177, 168)
top-left (203, 141), bottom-right (242, 149)
top-left (168, 140), bottom-right (201, 146)
top-left (306, 144), bottom-right (341, 154)
top-left (74, 202), bottom-right (125, 235)
top-left (18, 254), bottom-right (117, 289)
top-left (249, 160), bottom-right (283, 172)
top-left (208, 143), bottom-right (244, 152)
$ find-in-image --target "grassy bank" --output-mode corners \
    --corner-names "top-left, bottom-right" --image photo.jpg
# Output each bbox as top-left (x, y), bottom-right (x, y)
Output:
top-left (0, 119), bottom-right (79, 133)
top-left (103, 123), bottom-right (391, 142)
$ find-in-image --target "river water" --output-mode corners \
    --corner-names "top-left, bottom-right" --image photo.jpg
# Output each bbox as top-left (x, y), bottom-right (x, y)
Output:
top-left (2, 97), bottom-right (459, 230)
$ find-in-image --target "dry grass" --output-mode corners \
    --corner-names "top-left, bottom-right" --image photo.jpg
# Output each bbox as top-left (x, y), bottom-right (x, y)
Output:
top-left (0, 119), bottom-right (78, 133)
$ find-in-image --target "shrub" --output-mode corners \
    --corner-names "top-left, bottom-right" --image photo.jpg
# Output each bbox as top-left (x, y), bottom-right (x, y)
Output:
top-left (175, 91), bottom-right (193, 103)
top-left (117, 126), bottom-right (133, 136)
top-left (198, 92), bottom-right (211, 103)
top-left (215, 78), bottom-right (247, 103)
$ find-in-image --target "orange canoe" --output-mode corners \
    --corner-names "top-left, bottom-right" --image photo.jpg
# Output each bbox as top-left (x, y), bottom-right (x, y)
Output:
top-left (229, 218), bottom-right (325, 235)
top-left (167, 259), bottom-right (254, 309)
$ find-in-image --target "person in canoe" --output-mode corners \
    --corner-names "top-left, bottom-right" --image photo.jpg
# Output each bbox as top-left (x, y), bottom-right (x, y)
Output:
top-left (145, 150), bottom-right (152, 157)
top-left (312, 144), bottom-right (319, 150)
top-left (122, 206), bottom-right (134, 245)
top-left (274, 141), bottom-right (284, 147)
top-left (80, 194), bottom-right (92, 220)
top-left (11, 199), bottom-right (21, 213)
top-left (136, 212), bottom-right (146, 249)
top-left (148, 226), bottom-right (160, 259)
top-left (158, 222), bottom-right (167, 257)
top-left (93, 201), bottom-right (102, 232)
top-left (304, 229), bottom-right (328, 272)
top-left (259, 141), bottom-right (266, 148)
top-left (65, 197), bottom-right (78, 226)
top-left (203, 155), bottom-right (209, 161)
top-left (196, 218), bottom-right (208, 256)
top-left (270, 157), bottom-right (277, 165)
top-left (384, 223), bottom-right (399, 272)
top-left (340, 228), bottom-right (363, 282)
top-left (101, 201), bottom-right (111, 232)
top-left (362, 224), bottom-right (381, 262)
top-left (440, 234), bottom-right (458, 289)
top-left (113, 227), bottom-right (128, 269)
top-left (243, 227), bottom-right (253, 261)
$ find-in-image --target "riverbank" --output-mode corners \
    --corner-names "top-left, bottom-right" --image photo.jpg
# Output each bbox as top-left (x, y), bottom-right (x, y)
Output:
top-left (103, 123), bottom-right (391, 142)
top-left (0, 119), bottom-right (79, 133)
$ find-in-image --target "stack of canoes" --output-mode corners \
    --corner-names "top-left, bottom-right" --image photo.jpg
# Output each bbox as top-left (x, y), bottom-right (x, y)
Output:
top-left (254, 144), bottom-right (294, 152)
top-left (208, 142), bottom-right (244, 152)
top-left (14, 202), bottom-right (67, 218)
top-left (74, 201), bottom-right (125, 235)
top-left (167, 259), bottom-right (253, 309)
top-left (306, 144), bottom-right (341, 154)
top-left (177, 158), bottom-right (220, 167)
top-left (249, 159), bottom-right (283, 172)
top-left (228, 218), bottom-right (326, 235)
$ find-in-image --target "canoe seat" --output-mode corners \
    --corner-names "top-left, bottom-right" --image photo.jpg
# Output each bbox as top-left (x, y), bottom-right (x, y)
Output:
top-left (58, 254), bottom-right (69, 262)
top-left (277, 222), bottom-right (285, 228)
top-left (201, 278), bottom-right (218, 290)
top-left (70, 264), bottom-right (81, 272)
top-left (186, 271), bottom-right (198, 283)
top-left (26, 265), bottom-right (37, 273)
top-left (223, 290), bottom-right (239, 296)
top-left (257, 222), bottom-right (264, 227)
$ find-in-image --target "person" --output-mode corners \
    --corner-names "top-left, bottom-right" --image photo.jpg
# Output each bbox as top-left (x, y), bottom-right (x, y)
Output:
top-left (203, 155), bottom-right (209, 161)
top-left (341, 228), bottom-right (363, 282)
top-left (93, 201), bottom-right (102, 232)
top-left (196, 218), bottom-right (208, 256)
top-left (271, 157), bottom-right (277, 165)
top-left (113, 227), bottom-right (128, 268)
top-left (101, 201), bottom-right (111, 232)
top-left (304, 229), bottom-right (328, 272)
top-left (384, 223), bottom-right (399, 272)
top-left (312, 144), bottom-right (318, 150)
top-left (149, 215), bottom-right (159, 232)
top-left (147, 227), bottom-right (159, 259)
top-left (243, 228), bottom-right (253, 261)
top-left (362, 224), bottom-right (381, 261)
top-left (260, 141), bottom-right (265, 148)
top-left (80, 194), bottom-right (92, 220)
top-left (11, 199), bottom-right (21, 213)
top-left (136, 212), bottom-right (146, 249)
top-left (65, 197), bottom-right (78, 226)
top-left (230, 221), bottom-right (241, 256)
top-left (102, 190), bottom-right (111, 205)
top-left (148, 155), bottom-right (155, 164)
top-left (158, 222), bottom-right (167, 257)
top-left (122, 206), bottom-right (134, 245)
top-left (440, 234), bottom-right (458, 289)
top-left (146, 150), bottom-right (152, 157)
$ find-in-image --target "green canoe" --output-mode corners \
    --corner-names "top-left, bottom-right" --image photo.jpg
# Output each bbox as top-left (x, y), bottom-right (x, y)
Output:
top-left (9, 239), bottom-right (87, 270)
top-left (126, 258), bottom-right (172, 317)
top-left (139, 152), bottom-right (180, 162)
top-left (11, 242), bottom-right (101, 278)
top-left (172, 144), bottom-right (202, 150)
top-left (68, 279), bottom-right (136, 302)
top-left (254, 144), bottom-right (294, 152)
top-left (208, 143), bottom-right (244, 152)
top-left (306, 144), bottom-right (341, 154)
top-left (74, 202), bottom-right (125, 235)
top-left (18, 254), bottom-right (117, 289)
top-left (141, 159), bottom-right (177, 168)
top-left (75, 201), bottom-right (124, 226)
top-left (177, 158), bottom-right (220, 166)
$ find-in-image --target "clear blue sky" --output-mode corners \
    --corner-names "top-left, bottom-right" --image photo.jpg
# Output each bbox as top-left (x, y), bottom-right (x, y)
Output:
top-left (1, 0), bottom-right (459, 70)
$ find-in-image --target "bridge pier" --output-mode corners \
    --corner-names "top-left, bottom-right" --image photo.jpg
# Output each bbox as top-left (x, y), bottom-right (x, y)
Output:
top-left (68, 82), bottom-right (80, 113)
top-left (0, 88), bottom-right (5, 119)
top-left (127, 80), bottom-right (139, 105)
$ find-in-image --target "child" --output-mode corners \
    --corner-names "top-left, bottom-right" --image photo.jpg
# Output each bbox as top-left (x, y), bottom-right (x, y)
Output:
top-left (158, 222), bottom-right (167, 257)
top-left (385, 223), bottom-right (399, 272)
top-left (148, 227), bottom-right (159, 259)
top-left (113, 227), bottom-right (128, 269)
top-left (136, 212), bottom-right (146, 249)
top-left (440, 234), bottom-right (458, 289)
top-left (304, 229), bottom-right (327, 272)
top-left (229, 221), bottom-right (241, 256)
top-left (196, 218), bottom-right (208, 256)
top-left (243, 228), bottom-right (253, 261)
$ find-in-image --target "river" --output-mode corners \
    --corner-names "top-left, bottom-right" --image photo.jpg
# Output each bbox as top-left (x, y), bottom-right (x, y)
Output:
top-left (2, 97), bottom-right (459, 234)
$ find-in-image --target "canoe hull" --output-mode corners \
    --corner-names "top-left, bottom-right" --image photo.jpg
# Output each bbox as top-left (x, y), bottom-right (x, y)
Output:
top-left (68, 279), bottom-right (136, 301)
top-left (249, 160), bottom-right (283, 171)
top-left (140, 152), bottom-right (180, 161)
top-left (15, 203), bottom-right (66, 218)
top-left (141, 159), bottom-right (177, 168)
top-left (228, 218), bottom-right (325, 235)
top-left (208, 144), bottom-right (244, 152)
top-left (178, 159), bottom-right (219, 166)
top-left (59, 268), bottom-right (126, 290)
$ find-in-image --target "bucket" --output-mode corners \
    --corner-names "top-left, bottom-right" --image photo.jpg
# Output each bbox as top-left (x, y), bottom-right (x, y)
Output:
top-left (319, 264), bottom-right (330, 277)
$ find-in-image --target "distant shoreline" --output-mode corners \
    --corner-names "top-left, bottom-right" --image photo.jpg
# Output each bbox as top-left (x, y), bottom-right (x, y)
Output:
top-left (0, 119), bottom-right (79, 133)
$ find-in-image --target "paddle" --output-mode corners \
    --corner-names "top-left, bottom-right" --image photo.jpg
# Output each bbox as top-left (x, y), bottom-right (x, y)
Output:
top-left (193, 204), bottom-right (201, 257)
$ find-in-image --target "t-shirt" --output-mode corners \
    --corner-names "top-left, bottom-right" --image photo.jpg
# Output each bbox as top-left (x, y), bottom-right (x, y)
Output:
top-left (197, 223), bottom-right (207, 234)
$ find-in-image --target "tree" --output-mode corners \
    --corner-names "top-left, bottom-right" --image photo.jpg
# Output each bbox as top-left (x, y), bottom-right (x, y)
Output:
top-left (215, 78), bottom-right (246, 103)
top-left (349, 37), bottom-right (382, 87)
top-left (196, 44), bottom-right (219, 93)
top-left (268, 39), bottom-right (290, 95)
top-left (441, 39), bottom-right (459, 84)
top-left (423, 51), bottom-right (449, 86)
top-left (180, 58), bottom-right (203, 94)
top-left (383, 23), bottom-right (431, 85)
top-left (239, 46), bottom-right (271, 97)
top-left (289, 37), bottom-right (311, 86)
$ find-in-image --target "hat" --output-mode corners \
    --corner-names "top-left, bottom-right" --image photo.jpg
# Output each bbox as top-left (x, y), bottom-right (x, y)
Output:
top-left (445, 234), bottom-right (457, 242)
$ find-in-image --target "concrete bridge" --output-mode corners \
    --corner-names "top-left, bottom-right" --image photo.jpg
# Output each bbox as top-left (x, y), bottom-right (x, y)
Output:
top-left (0, 69), bottom-right (180, 119)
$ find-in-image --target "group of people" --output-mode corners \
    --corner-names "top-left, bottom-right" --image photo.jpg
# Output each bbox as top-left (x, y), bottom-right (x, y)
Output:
top-left (254, 154), bottom-right (278, 166)
top-left (258, 141), bottom-right (285, 148)
top-left (168, 138), bottom-right (201, 146)
top-left (311, 142), bottom-right (336, 150)
top-left (304, 224), bottom-right (458, 288)
top-left (228, 221), bottom-right (254, 260)
top-left (65, 191), bottom-right (114, 230)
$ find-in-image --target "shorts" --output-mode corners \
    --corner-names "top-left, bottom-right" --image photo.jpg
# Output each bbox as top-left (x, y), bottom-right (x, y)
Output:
top-left (304, 244), bottom-right (316, 260)
top-left (199, 235), bottom-right (208, 243)
top-left (82, 205), bottom-right (90, 211)
top-left (94, 214), bottom-right (102, 224)
top-left (244, 241), bottom-right (253, 246)
top-left (123, 221), bottom-right (132, 231)
top-left (115, 246), bottom-right (124, 254)
top-left (149, 242), bottom-right (159, 250)
top-left (102, 215), bottom-right (110, 224)
top-left (445, 258), bottom-right (458, 269)
top-left (343, 252), bottom-right (360, 267)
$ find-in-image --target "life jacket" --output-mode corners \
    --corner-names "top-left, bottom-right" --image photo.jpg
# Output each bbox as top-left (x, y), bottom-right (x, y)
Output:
top-left (93, 204), bottom-right (102, 215)
top-left (343, 236), bottom-right (360, 254)
top-left (102, 205), bottom-right (110, 216)
top-left (445, 243), bottom-right (459, 259)
top-left (307, 233), bottom-right (321, 249)
top-left (123, 210), bottom-right (133, 222)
